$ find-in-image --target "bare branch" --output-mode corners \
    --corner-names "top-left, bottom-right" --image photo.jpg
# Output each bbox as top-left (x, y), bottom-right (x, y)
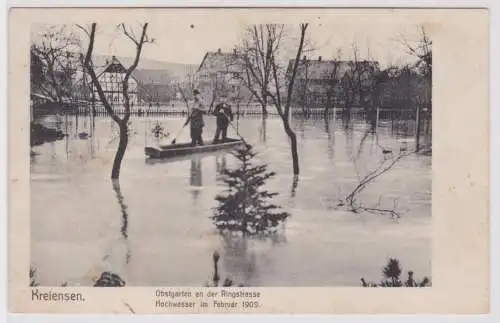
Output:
top-left (121, 23), bottom-right (149, 122)
top-left (119, 23), bottom-right (139, 46)
top-left (31, 25), bottom-right (81, 104)
top-left (75, 24), bottom-right (91, 37)
top-left (283, 23), bottom-right (309, 119)
top-left (80, 23), bottom-right (121, 124)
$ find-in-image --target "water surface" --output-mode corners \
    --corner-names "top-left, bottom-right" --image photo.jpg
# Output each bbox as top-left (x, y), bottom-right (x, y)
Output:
top-left (31, 114), bottom-right (431, 286)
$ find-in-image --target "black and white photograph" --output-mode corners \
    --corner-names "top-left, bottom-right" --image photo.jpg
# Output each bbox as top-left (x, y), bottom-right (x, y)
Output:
top-left (27, 12), bottom-right (433, 289)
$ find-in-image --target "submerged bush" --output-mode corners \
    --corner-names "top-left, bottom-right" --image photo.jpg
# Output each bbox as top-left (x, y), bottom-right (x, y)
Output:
top-left (30, 266), bottom-right (39, 287)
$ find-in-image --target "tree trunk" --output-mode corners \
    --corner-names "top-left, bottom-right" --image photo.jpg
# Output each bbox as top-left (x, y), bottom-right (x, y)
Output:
top-left (323, 99), bottom-right (334, 120)
top-left (111, 121), bottom-right (129, 180)
top-left (343, 107), bottom-right (351, 129)
top-left (261, 96), bottom-right (268, 116)
top-left (283, 119), bottom-right (299, 175)
top-left (369, 107), bottom-right (377, 133)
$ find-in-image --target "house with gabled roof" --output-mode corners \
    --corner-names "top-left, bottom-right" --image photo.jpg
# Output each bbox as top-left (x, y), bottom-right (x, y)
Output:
top-left (286, 56), bottom-right (380, 110)
top-left (196, 48), bottom-right (254, 108)
top-left (89, 56), bottom-right (139, 106)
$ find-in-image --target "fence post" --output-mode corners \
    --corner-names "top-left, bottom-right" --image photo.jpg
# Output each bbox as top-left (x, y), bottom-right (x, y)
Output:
top-left (415, 103), bottom-right (421, 152)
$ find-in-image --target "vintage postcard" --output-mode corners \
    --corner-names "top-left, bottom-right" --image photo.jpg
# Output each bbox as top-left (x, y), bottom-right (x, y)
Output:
top-left (9, 7), bottom-right (489, 314)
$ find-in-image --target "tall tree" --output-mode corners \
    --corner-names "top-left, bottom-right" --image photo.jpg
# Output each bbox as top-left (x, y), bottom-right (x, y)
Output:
top-left (238, 25), bottom-right (286, 116)
top-left (293, 57), bottom-right (312, 117)
top-left (341, 42), bottom-right (391, 131)
top-left (79, 23), bottom-right (153, 179)
top-left (239, 23), bottom-right (309, 175)
top-left (398, 25), bottom-right (432, 151)
top-left (31, 25), bottom-right (81, 104)
top-left (322, 49), bottom-right (343, 119)
top-left (399, 25), bottom-right (432, 79)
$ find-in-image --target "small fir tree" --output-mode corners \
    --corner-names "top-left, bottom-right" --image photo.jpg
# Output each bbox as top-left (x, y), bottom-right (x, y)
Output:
top-left (212, 144), bottom-right (290, 236)
top-left (360, 258), bottom-right (431, 287)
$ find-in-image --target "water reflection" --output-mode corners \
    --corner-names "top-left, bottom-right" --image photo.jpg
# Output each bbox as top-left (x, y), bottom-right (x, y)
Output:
top-left (31, 114), bottom-right (431, 286)
top-left (324, 118), bottom-right (335, 160)
top-left (342, 110), bottom-right (352, 131)
top-left (259, 116), bottom-right (267, 143)
top-left (220, 235), bottom-right (258, 286)
top-left (356, 128), bottom-right (376, 160)
top-left (343, 124), bottom-right (354, 157)
top-left (215, 154), bottom-right (227, 180)
top-left (189, 155), bottom-right (203, 202)
top-left (111, 180), bottom-right (131, 265)
top-left (290, 175), bottom-right (299, 198)
top-left (269, 228), bottom-right (288, 247)
top-left (296, 118), bottom-right (307, 141)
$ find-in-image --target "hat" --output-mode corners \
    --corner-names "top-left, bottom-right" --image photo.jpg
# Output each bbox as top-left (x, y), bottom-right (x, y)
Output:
top-left (193, 89), bottom-right (200, 95)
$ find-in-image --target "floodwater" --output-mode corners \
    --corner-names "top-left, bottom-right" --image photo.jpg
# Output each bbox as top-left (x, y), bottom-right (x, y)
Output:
top-left (30, 113), bottom-right (431, 286)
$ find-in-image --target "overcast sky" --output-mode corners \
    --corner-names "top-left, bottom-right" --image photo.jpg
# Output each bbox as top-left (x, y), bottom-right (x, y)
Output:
top-left (31, 10), bottom-right (424, 68)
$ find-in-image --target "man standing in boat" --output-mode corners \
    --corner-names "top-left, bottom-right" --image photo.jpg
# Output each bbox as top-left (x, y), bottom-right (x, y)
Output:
top-left (212, 95), bottom-right (234, 144)
top-left (185, 89), bottom-right (207, 146)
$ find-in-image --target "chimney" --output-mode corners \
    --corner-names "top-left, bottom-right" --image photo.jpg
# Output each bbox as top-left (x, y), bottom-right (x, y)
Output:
top-left (318, 56), bottom-right (322, 62)
top-left (218, 48), bottom-right (221, 54)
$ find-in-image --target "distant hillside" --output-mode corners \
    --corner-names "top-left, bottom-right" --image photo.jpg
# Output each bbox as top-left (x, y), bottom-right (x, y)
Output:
top-left (92, 54), bottom-right (198, 83)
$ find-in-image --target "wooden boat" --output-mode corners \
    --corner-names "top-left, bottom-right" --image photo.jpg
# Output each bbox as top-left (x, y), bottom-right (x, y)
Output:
top-left (145, 138), bottom-right (245, 159)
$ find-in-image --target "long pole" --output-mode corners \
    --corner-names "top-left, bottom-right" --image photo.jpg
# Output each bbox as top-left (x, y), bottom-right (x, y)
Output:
top-left (237, 100), bottom-right (240, 132)
top-left (144, 118), bottom-right (148, 147)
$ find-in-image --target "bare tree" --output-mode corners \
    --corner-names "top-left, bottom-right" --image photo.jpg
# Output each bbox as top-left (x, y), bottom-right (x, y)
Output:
top-left (235, 23), bottom-right (308, 175)
top-left (238, 25), bottom-right (286, 116)
top-left (79, 23), bottom-right (153, 179)
top-left (274, 24), bottom-right (308, 175)
top-left (207, 72), bottom-right (231, 113)
top-left (293, 58), bottom-right (312, 117)
top-left (342, 42), bottom-right (391, 132)
top-left (176, 72), bottom-right (197, 111)
top-left (138, 81), bottom-right (158, 108)
top-left (398, 25), bottom-right (432, 151)
top-left (31, 25), bottom-right (82, 105)
top-left (398, 25), bottom-right (432, 78)
top-left (236, 23), bottom-right (308, 175)
top-left (322, 49), bottom-right (343, 119)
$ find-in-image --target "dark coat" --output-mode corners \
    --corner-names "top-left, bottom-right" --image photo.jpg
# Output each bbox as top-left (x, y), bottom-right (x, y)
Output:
top-left (214, 103), bottom-right (233, 127)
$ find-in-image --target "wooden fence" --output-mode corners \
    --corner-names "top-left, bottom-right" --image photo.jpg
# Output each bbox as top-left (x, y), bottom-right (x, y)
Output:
top-left (72, 102), bottom-right (430, 122)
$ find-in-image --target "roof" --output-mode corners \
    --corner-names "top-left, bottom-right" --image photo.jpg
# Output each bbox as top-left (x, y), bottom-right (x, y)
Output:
top-left (197, 50), bottom-right (245, 73)
top-left (71, 54), bottom-right (196, 85)
top-left (92, 55), bottom-right (197, 85)
top-left (95, 56), bottom-right (133, 79)
top-left (287, 59), bottom-right (380, 80)
top-left (133, 69), bottom-right (174, 85)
